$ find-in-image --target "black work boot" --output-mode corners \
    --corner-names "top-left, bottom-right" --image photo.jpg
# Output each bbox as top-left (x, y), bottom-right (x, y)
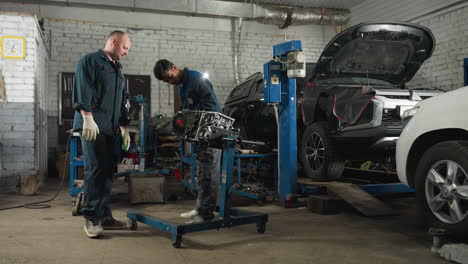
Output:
top-left (101, 217), bottom-right (127, 230)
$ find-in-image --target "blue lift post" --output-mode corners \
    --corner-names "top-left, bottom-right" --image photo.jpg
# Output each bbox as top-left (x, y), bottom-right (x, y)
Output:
top-left (264, 40), bottom-right (302, 203)
top-left (128, 137), bottom-right (268, 248)
top-left (130, 95), bottom-right (170, 175)
top-left (133, 95), bottom-right (149, 171)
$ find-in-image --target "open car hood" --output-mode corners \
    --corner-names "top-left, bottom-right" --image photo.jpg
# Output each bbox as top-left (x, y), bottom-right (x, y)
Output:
top-left (312, 22), bottom-right (435, 85)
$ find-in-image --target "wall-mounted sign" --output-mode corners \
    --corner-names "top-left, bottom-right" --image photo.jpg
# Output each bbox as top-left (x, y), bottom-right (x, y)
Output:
top-left (1, 36), bottom-right (26, 59)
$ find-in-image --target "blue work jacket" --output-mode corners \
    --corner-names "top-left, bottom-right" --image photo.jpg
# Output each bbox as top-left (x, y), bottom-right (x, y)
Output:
top-left (177, 68), bottom-right (221, 112)
top-left (72, 49), bottom-right (130, 136)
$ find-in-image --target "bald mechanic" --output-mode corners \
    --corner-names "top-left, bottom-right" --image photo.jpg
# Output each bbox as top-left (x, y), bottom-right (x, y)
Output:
top-left (73, 31), bottom-right (131, 238)
top-left (154, 59), bottom-right (221, 223)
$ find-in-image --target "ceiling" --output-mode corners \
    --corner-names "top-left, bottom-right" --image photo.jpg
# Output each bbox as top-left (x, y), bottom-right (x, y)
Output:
top-left (218, 0), bottom-right (369, 9)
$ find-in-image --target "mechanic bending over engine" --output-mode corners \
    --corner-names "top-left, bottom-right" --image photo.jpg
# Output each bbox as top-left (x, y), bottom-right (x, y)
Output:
top-left (154, 59), bottom-right (222, 222)
top-left (73, 31), bottom-right (132, 238)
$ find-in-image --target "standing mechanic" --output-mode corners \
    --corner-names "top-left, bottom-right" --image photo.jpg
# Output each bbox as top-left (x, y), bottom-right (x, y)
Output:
top-left (153, 59), bottom-right (222, 222)
top-left (73, 31), bottom-right (132, 238)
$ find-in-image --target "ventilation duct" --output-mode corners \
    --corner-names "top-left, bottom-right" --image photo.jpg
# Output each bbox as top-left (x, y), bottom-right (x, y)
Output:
top-left (3, 1), bottom-right (351, 28)
top-left (254, 5), bottom-right (351, 28)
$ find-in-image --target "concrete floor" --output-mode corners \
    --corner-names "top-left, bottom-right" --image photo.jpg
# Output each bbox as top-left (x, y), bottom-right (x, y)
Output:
top-left (0, 179), bottom-right (447, 264)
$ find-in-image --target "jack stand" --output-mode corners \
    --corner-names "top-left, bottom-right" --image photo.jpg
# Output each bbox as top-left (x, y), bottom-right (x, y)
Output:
top-left (429, 227), bottom-right (468, 264)
top-left (429, 227), bottom-right (450, 254)
top-left (127, 137), bottom-right (268, 248)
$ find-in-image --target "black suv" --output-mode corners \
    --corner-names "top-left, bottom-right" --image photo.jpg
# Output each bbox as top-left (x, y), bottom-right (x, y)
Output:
top-left (224, 22), bottom-right (442, 181)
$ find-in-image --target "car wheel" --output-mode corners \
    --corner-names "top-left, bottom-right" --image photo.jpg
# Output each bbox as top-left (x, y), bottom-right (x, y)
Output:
top-left (415, 140), bottom-right (468, 236)
top-left (299, 122), bottom-right (345, 181)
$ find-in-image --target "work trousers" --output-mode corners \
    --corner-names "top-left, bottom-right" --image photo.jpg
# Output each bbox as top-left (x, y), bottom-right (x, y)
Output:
top-left (195, 146), bottom-right (222, 219)
top-left (81, 134), bottom-right (115, 221)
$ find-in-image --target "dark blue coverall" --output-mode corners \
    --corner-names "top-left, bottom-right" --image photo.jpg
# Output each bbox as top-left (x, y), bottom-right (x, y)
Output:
top-left (72, 49), bottom-right (129, 221)
top-left (178, 68), bottom-right (222, 220)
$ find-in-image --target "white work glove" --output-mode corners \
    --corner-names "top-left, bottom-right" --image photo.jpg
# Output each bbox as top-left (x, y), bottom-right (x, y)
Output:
top-left (120, 126), bottom-right (131, 152)
top-left (82, 114), bottom-right (100, 141)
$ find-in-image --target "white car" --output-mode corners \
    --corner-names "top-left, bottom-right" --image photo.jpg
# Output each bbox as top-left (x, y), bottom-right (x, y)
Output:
top-left (396, 86), bottom-right (468, 235)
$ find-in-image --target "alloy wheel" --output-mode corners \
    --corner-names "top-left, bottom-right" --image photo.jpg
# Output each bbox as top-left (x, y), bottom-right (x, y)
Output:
top-left (425, 160), bottom-right (468, 224)
top-left (305, 132), bottom-right (325, 171)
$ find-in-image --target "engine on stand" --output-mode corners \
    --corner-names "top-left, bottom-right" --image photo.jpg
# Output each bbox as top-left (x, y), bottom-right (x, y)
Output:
top-left (172, 110), bottom-right (238, 148)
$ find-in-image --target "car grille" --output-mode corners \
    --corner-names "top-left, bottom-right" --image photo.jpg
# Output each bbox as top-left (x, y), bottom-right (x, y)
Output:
top-left (381, 95), bottom-right (409, 100)
top-left (382, 109), bottom-right (402, 129)
top-left (378, 94), bottom-right (432, 100)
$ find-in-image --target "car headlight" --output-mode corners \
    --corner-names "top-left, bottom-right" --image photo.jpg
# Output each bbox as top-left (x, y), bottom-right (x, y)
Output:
top-left (401, 106), bottom-right (420, 128)
top-left (402, 106), bottom-right (420, 119)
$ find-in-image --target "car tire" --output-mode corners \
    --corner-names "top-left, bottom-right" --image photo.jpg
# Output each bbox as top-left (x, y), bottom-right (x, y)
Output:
top-left (415, 140), bottom-right (468, 237)
top-left (233, 120), bottom-right (249, 141)
top-left (299, 122), bottom-right (345, 181)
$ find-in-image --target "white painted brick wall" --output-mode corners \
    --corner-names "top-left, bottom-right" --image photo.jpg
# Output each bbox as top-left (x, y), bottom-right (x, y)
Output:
top-left (351, 0), bottom-right (462, 25)
top-left (0, 14), bottom-right (36, 103)
top-left (0, 12), bottom-right (47, 191)
top-left (409, 6), bottom-right (468, 91)
top-left (3, 6), bottom-right (335, 157)
top-left (0, 102), bottom-right (36, 172)
top-left (43, 17), bottom-right (332, 118)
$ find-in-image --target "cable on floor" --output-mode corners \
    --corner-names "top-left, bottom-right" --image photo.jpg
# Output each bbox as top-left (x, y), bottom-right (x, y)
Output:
top-left (0, 135), bottom-right (71, 211)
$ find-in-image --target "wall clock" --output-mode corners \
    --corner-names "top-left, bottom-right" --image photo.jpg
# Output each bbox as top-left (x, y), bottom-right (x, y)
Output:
top-left (1, 36), bottom-right (26, 59)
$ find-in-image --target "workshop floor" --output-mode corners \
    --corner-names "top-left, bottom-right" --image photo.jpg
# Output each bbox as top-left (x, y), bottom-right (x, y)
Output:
top-left (0, 179), bottom-right (447, 264)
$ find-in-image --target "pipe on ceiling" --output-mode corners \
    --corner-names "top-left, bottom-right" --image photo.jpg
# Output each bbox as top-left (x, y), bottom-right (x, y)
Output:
top-left (254, 5), bottom-right (351, 28)
top-left (6, 1), bottom-right (350, 28)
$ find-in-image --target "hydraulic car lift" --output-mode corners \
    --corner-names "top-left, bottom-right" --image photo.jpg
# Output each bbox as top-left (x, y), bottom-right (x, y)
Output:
top-left (265, 41), bottom-right (417, 205)
top-left (263, 40), bottom-right (305, 203)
